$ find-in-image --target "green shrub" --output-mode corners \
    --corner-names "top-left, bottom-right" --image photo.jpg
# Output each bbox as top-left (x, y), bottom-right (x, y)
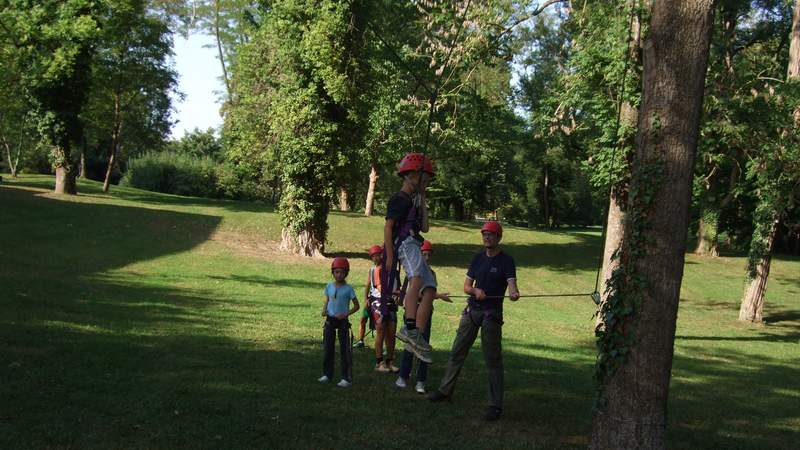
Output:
top-left (121, 152), bottom-right (221, 198)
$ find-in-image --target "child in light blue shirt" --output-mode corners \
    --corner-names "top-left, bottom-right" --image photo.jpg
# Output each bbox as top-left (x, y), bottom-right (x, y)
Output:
top-left (319, 257), bottom-right (360, 387)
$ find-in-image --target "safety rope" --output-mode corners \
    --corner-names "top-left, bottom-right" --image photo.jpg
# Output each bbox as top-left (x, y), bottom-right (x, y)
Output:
top-left (591, 1), bottom-right (638, 301)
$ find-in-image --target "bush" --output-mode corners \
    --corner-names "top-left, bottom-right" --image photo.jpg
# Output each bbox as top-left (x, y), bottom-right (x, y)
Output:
top-left (121, 152), bottom-right (221, 198)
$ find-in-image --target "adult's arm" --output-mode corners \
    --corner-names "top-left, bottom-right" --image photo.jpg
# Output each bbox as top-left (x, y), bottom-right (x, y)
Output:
top-left (507, 278), bottom-right (520, 301)
top-left (464, 276), bottom-right (486, 301)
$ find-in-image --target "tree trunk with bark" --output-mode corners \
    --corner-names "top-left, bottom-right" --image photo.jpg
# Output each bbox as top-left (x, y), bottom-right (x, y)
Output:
top-left (2, 135), bottom-right (20, 178)
top-left (694, 213), bottom-right (719, 256)
top-left (338, 187), bottom-right (350, 211)
top-left (54, 163), bottom-right (77, 194)
top-left (79, 148), bottom-right (86, 179)
top-left (364, 162), bottom-right (378, 216)
top-left (279, 227), bottom-right (325, 258)
top-left (103, 93), bottom-right (121, 192)
top-left (695, 164), bottom-right (738, 256)
top-left (738, 0), bottom-right (800, 322)
top-left (591, 1), bottom-right (714, 449)
top-left (739, 214), bottom-right (779, 322)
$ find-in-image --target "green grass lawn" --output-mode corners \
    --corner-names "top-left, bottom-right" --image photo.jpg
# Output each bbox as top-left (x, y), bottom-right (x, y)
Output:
top-left (1, 174), bottom-right (798, 449)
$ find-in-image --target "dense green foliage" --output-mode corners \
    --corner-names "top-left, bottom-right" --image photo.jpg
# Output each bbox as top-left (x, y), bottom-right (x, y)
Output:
top-left (121, 151), bottom-right (222, 197)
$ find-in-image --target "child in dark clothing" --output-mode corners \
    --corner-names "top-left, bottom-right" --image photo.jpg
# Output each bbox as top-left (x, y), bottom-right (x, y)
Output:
top-left (384, 153), bottom-right (439, 364)
top-left (319, 257), bottom-right (360, 388)
top-left (396, 240), bottom-right (450, 393)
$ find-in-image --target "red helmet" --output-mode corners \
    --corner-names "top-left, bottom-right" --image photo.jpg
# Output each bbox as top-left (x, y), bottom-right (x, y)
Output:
top-left (480, 221), bottom-right (503, 237)
top-left (420, 240), bottom-right (433, 252)
top-left (368, 245), bottom-right (383, 257)
top-left (331, 257), bottom-right (350, 272)
top-left (396, 153), bottom-right (435, 177)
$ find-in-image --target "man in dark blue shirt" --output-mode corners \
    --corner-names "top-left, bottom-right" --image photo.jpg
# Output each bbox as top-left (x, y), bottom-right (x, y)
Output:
top-left (428, 221), bottom-right (520, 421)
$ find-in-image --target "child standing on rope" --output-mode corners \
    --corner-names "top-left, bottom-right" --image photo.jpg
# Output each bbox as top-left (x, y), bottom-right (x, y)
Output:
top-left (319, 257), bottom-right (360, 388)
top-left (384, 152), bottom-right (438, 363)
top-left (363, 245), bottom-right (400, 373)
top-left (396, 240), bottom-right (450, 393)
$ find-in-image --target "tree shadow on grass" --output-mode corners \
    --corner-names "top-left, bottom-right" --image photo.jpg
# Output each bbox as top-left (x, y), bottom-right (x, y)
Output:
top-left (0, 185), bottom-right (221, 281)
top-left (431, 233), bottom-right (602, 274)
top-left (669, 347), bottom-right (800, 449)
top-left (4, 175), bottom-right (273, 214)
top-left (0, 276), bottom-right (595, 449)
top-left (207, 275), bottom-right (325, 291)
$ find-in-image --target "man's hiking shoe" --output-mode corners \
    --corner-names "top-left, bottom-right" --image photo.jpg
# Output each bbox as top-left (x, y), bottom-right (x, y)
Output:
top-left (375, 361), bottom-right (390, 373)
top-left (395, 377), bottom-right (408, 389)
top-left (484, 407), bottom-right (502, 422)
top-left (427, 390), bottom-right (450, 402)
top-left (318, 375), bottom-right (330, 383)
top-left (336, 379), bottom-right (352, 388)
top-left (352, 340), bottom-right (365, 349)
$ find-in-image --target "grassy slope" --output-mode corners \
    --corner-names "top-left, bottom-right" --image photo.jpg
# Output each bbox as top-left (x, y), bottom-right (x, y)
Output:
top-left (1, 174), bottom-right (797, 449)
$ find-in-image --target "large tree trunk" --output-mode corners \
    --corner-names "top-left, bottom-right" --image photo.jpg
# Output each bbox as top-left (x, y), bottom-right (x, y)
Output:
top-left (279, 228), bottom-right (325, 258)
top-left (739, 214), bottom-right (779, 322)
top-left (338, 187), bottom-right (350, 211)
top-left (591, 2), bottom-right (714, 449)
top-left (694, 163), bottom-right (739, 256)
top-left (364, 162), bottom-right (378, 216)
top-left (694, 212), bottom-right (719, 256)
top-left (54, 164), bottom-right (77, 194)
top-left (600, 193), bottom-right (625, 299)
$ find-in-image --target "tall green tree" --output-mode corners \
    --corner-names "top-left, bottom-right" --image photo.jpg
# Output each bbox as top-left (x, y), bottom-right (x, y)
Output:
top-left (227, 0), bottom-right (369, 256)
top-left (0, 0), bottom-right (104, 194)
top-left (80, 0), bottom-right (177, 192)
top-left (738, 0), bottom-right (800, 322)
top-left (591, 1), bottom-right (715, 448)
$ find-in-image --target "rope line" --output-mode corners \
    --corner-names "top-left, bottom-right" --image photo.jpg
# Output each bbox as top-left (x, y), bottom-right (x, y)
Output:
top-left (448, 293), bottom-right (593, 299)
top-left (592, 1), bottom-right (638, 298)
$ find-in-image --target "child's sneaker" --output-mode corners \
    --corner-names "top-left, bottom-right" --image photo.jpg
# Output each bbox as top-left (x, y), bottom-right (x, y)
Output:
top-left (396, 325), bottom-right (419, 347)
top-left (395, 377), bottom-right (407, 389)
top-left (415, 382), bottom-right (426, 394)
top-left (411, 335), bottom-right (433, 363)
top-left (375, 361), bottom-right (390, 373)
top-left (336, 379), bottom-right (352, 388)
top-left (318, 375), bottom-right (330, 383)
top-left (352, 340), bottom-right (365, 349)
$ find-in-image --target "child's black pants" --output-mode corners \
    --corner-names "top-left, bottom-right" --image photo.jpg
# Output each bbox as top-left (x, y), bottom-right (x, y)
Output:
top-left (323, 316), bottom-right (353, 382)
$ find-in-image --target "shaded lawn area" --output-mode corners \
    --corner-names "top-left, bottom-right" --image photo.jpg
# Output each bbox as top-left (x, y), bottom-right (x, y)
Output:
top-left (1, 175), bottom-right (798, 449)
